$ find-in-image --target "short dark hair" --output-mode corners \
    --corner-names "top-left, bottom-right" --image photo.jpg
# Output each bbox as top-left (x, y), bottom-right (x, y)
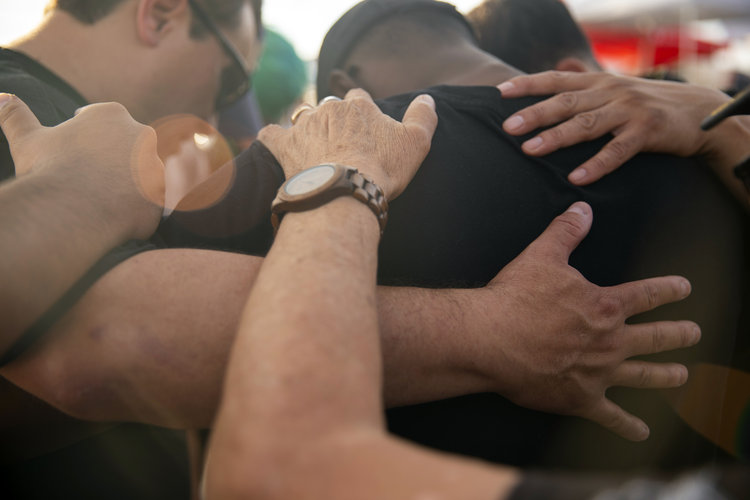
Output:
top-left (317, 0), bottom-right (476, 98)
top-left (467, 0), bottom-right (599, 73)
top-left (48, 0), bottom-right (263, 39)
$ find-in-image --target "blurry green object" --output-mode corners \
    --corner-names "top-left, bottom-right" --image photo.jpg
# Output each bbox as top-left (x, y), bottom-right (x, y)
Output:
top-left (252, 28), bottom-right (308, 124)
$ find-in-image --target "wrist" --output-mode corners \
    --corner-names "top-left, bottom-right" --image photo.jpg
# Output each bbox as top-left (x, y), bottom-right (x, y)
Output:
top-left (272, 164), bottom-right (389, 236)
top-left (441, 286), bottom-right (511, 395)
top-left (283, 196), bottom-right (381, 249)
top-left (701, 115), bottom-right (750, 171)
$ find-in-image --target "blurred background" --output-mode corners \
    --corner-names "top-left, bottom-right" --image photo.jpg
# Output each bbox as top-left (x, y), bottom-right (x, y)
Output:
top-left (1, 0), bottom-right (749, 90)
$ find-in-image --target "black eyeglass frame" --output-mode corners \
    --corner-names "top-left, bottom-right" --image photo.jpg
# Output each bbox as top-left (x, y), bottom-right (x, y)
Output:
top-left (187, 0), bottom-right (252, 110)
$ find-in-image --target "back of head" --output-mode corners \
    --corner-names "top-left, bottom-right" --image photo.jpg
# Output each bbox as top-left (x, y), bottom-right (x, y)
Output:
top-left (467, 0), bottom-right (599, 73)
top-left (48, 0), bottom-right (263, 40)
top-left (317, 0), bottom-right (477, 100)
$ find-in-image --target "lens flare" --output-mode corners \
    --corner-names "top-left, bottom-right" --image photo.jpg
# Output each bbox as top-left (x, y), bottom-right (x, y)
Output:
top-left (666, 363), bottom-right (750, 460)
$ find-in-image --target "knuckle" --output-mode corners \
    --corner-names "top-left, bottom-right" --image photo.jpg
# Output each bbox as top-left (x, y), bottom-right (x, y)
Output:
top-left (575, 111), bottom-right (598, 131)
top-left (636, 365), bottom-right (652, 387)
top-left (641, 281), bottom-right (661, 311)
top-left (595, 292), bottom-right (623, 322)
top-left (603, 138), bottom-right (632, 162)
top-left (141, 125), bottom-right (158, 144)
top-left (257, 124), bottom-right (282, 142)
top-left (555, 212), bottom-right (587, 239)
top-left (544, 126), bottom-right (565, 148)
top-left (584, 154), bottom-right (611, 176)
top-left (558, 92), bottom-right (578, 111)
top-left (651, 323), bottom-right (666, 352)
top-left (528, 104), bottom-right (547, 123)
top-left (0, 98), bottom-right (23, 123)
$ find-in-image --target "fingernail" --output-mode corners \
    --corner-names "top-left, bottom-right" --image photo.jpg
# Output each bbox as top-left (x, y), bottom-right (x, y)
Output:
top-left (691, 324), bottom-right (701, 343)
top-left (418, 94), bottom-right (435, 110)
top-left (569, 168), bottom-right (587, 183)
top-left (566, 201), bottom-right (589, 217)
top-left (498, 81), bottom-right (515, 95)
top-left (504, 115), bottom-right (524, 132)
top-left (0, 93), bottom-right (12, 110)
top-left (680, 365), bottom-right (690, 383)
top-left (640, 424), bottom-right (650, 440)
top-left (523, 136), bottom-right (544, 151)
top-left (681, 279), bottom-right (691, 296)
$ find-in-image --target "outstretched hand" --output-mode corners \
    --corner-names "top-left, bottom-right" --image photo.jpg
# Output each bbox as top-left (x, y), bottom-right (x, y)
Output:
top-left (498, 71), bottom-right (733, 185)
top-left (258, 88), bottom-right (438, 201)
top-left (0, 94), bottom-right (164, 240)
top-left (467, 202), bottom-right (698, 441)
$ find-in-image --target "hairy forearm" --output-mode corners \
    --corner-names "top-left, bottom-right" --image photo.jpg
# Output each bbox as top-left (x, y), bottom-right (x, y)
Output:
top-left (378, 286), bottom-right (493, 407)
top-left (210, 197), bottom-right (383, 469)
top-left (1, 248), bottom-right (496, 427)
top-left (205, 198), bottom-right (518, 499)
top-left (219, 197), bottom-right (383, 427)
top-left (0, 173), bottom-right (135, 354)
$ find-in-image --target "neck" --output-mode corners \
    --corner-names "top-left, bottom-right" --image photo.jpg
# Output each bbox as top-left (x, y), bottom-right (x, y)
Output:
top-left (410, 42), bottom-right (522, 89)
top-left (9, 8), bottom-right (152, 122)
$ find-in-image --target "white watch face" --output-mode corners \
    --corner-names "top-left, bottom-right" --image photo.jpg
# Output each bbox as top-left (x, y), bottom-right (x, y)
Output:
top-left (284, 165), bottom-right (336, 195)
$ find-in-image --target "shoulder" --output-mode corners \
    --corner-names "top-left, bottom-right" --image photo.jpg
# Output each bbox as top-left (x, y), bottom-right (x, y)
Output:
top-left (0, 65), bottom-right (69, 127)
top-left (0, 50), bottom-right (81, 181)
top-left (0, 50), bottom-right (80, 126)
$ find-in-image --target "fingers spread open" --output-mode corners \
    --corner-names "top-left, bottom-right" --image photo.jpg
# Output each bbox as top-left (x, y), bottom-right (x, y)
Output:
top-left (614, 276), bottom-right (691, 318)
top-left (611, 361), bottom-right (689, 389)
top-left (344, 87), bottom-right (374, 104)
top-left (583, 398), bottom-right (650, 442)
top-left (623, 321), bottom-right (701, 357)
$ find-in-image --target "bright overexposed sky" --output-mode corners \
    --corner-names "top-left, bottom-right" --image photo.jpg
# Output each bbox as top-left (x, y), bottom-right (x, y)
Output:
top-left (0, 0), bottom-right (491, 59)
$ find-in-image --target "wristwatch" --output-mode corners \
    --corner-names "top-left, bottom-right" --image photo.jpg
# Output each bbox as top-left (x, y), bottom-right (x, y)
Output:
top-left (271, 163), bottom-right (389, 235)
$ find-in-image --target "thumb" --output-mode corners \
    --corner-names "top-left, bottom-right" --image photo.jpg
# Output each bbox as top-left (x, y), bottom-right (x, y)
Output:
top-left (402, 94), bottom-right (438, 154)
top-left (0, 93), bottom-right (42, 146)
top-left (528, 201), bottom-right (593, 262)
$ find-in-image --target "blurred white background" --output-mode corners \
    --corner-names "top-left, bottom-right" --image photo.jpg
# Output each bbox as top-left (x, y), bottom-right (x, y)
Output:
top-left (1, 0), bottom-right (748, 87)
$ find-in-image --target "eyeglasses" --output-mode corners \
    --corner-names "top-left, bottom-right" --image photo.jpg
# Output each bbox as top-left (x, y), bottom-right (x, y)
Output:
top-left (187, 0), bottom-right (252, 110)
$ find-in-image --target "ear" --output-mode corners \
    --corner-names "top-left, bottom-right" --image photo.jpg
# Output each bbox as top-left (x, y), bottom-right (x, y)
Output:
top-left (554, 57), bottom-right (590, 73)
top-left (328, 69), bottom-right (360, 99)
top-left (136, 0), bottom-right (188, 46)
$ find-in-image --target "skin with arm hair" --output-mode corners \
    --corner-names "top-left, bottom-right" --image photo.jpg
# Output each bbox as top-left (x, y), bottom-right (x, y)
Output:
top-left (0, 93), bottom-right (697, 441)
top-left (204, 89), bottom-right (520, 500)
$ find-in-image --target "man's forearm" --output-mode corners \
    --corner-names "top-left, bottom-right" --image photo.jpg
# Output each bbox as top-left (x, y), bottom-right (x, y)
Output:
top-left (211, 197), bottom-right (384, 462)
top-left (0, 247), bottom-right (493, 427)
top-left (0, 173), bottom-right (140, 354)
top-left (378, 286), bottom-right (494, 407)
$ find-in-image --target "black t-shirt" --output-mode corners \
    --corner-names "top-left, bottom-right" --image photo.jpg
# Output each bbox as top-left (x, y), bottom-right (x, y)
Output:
top-left (172, 85), bottom-right (746, 471)
top-left (376, 87), bottom-right (746, 471)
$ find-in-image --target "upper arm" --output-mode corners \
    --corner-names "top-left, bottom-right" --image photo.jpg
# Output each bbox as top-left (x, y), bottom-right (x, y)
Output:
top-left (0, 248), bottom-right (264, 428)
